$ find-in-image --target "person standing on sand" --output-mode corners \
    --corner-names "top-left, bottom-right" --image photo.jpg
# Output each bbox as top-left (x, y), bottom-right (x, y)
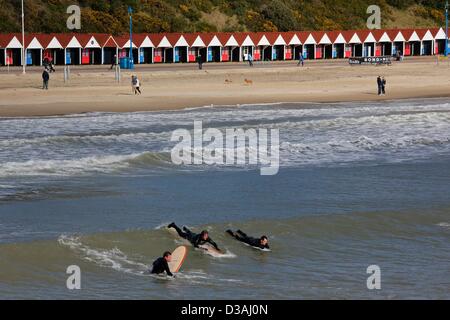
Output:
top-left (382, 77), bottom-right (387, 95)
top-left (377, 76), bottom-right (382, 96)
top-left (197, 54), bottom-right (203, 70)
top-left (248, 53), bottom-right (253, 67)
top-left (42, 69), bottom-right (50, 90)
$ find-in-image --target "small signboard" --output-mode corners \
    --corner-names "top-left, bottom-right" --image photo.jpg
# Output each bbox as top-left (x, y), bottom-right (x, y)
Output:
top-left (349, 56), bottom-right (391, 65)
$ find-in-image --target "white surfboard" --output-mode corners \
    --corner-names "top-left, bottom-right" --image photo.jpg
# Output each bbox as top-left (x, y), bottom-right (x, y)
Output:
top-left (168, 246), bottom-right (188, 273)
top-left (198, 243), bottom-right (225, 257)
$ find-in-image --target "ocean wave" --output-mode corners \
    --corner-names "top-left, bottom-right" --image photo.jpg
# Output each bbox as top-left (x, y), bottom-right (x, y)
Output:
top-left (58, 235), bottom-right (148, 276)
top-left (0, 152), bottom-right (173, 177)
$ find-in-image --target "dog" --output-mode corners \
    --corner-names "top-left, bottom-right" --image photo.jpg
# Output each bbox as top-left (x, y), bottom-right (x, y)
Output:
top-left (244, 78), bottom-right (253, 85)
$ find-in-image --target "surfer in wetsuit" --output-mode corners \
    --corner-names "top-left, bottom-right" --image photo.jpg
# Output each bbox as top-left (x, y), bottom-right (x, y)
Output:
top-left (168, 223), bottom-right (221, 251)
top-left (226, 230), bottom-right (270, 250)
top-left (151, 251), bottom-right (174, 277)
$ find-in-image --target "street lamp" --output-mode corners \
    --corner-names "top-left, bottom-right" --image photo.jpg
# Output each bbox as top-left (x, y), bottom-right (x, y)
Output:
top-left (446, 0), bottom-right (449, 56)
top-left (22, 0), bottom-right (26, 74)
top-left (128, 6), bottom-right (134, 69)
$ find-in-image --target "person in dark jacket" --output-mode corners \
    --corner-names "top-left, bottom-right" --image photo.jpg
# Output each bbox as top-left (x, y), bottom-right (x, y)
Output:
top-left (197, 54), bottom-right (203, 70)
top-left (151, 251), bottom-right (173, 277)
top-left (381, 77), bottom-right (387, 95)
top-left (377, 76), bottom-right (382, 96)
top-left (42, 70), bottom-right (50, 90)
top-left (168, 223), bottom-right (220, 251)
top-left (226, 230), bottom-right (270, 250)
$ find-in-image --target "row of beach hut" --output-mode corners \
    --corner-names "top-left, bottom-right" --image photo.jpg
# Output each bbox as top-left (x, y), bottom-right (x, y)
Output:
top-left (0, 28), bottom-right (448, 67)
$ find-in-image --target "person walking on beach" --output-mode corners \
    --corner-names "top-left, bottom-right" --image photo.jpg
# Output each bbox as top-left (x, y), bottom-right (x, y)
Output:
top-left (110, 54), bottom-right (117, 70)
top-left (297, 53), bottom-right (305, 67)
top-left (131, 75), bottom-right (141, 95)
top-left (248, 53), bottom-right (254, 67)
top-left (197, 54), bottom-right (203, 70)
top-left (377, 76), bottom-right (382, 96)
top-left (42, 69), bottom-right (50, 90)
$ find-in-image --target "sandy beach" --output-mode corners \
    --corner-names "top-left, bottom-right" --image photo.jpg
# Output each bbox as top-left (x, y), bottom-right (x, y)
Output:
top-left (0, 57), bottom-right (449, 117)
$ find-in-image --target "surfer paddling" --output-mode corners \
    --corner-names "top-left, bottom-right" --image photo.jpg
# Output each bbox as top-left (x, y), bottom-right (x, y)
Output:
top-left (151, 251), bottom-right (174, 277)
top-left (226, 230), bottom-right (270, 250)
top-left (168, 223), bottom-right (221, 252)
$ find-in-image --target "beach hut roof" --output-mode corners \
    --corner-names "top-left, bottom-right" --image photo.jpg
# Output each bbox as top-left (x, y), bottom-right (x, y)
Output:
top-left (407, 30), bottom-right (421, 42)
top-left (303, 33), bottom-right (317, 45)
top-left (25, 35), bottom-right (44, 49)
top-left (385, 29), bottom-right (406, 42)
top-left (35, 34), bottom-right (64, 49)
top-left (416, 29), bottom-right (434, 41)
top-left (234, 33), bottom-right (255, 46)
top-left (131, 34), bottom-right (154, 48)
top-left (0, 34), bottom-right (22, 48)
top-left (311, 31), bottom-right (331, 44)
top-left (283, 32), bottom-right (302, 45)
top-left (56, 34), bottom-right (83, 48)
top-left (433, 27), bottom-right (447, 40)
top-left (184, 33), bottom-right (206, 47)
top-left (372, 30), bottom-right (391, 42)
top-left (76, 34), bottom-right (101, 48)
top-left (205, 34), bottom-right (223, 47)
top-left (215, 33), bottom-right (236, 47)
top-left (115, 36), bottom-right (137, 48)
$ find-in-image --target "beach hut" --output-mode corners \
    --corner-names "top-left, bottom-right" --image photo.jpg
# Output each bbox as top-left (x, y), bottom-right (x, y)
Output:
top-left (217, 33), bottom-right (239, 62)
top-left (300, 32), bottom-right (317, 60)
top-left (343, 31), bottom-right (363, 57)
top-left (24, 35), bottom-right (44, 66)
top-left (0, 34), bottom-right (23, 66)
top-left (387, 30), bottom-right (406, 56)
top-left (203, 33), bottom-right (223, 62)
top-left (372, 30), bottom-right (392, 56)
top-left (57, 34), bottom-right (83, 65)
top-left (250, 32), bottom-right (270, 61)
top-left (357, 30), bottom-right (376, 57)
top-left (235, 33), bottom-right (255, 62)
top-left (76, 34), bottom-right (103, 65)
top-left (313, 31), bottom-right (332, 59)
top-left (134, 34), bottom-right (154, 64)
top-left (97, 34), bottom-right (119, 65)
top-left (328, 31), bottom-right (347, 58)
top-left (268, 33), bottom-right (288, 60)
top-left (36, 34), bottom-right (64, 65)
top-left (167, 34), bottom-right (188, 63)
top-left (417, 29), bottom-right (434, 56)
top-left (433, 27), bottom-right (447, 55)
top-left (284, 32), bottom-right (302, 60)
top-left (404, 30), bottom-right (421, 56)
top-left (185, 34), bottom-right (207, 63)
top-left (115, 36), bottom-right (139, 64)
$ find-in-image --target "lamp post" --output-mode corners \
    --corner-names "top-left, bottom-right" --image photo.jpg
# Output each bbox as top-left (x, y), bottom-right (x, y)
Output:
top-left (128, 6), bottom-right (134, 69)
top-left (22, 0), bottom-right (26, 74)
top-left (446, 0), bottom-right (449, 56)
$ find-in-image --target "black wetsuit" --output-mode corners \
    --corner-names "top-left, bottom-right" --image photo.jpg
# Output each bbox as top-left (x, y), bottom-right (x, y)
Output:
top-left (227, 230), bottom-right (270, 250)
top-left (151, 257), bottom-right (173, 277)
top-left (170, 224), bottom-right (220, 250)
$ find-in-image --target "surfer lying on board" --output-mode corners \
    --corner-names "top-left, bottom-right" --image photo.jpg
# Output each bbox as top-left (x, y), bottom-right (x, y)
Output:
top-left (226, 230), bottom-right (270, 250)
top-left (168, 223), bottom-right (221, 251)
top-left (151, 251), bottom-right (174, 277)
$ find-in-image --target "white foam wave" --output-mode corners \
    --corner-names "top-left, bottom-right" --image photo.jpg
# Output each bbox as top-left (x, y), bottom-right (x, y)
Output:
top-left (58, 235), bottom-right (148, 276)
